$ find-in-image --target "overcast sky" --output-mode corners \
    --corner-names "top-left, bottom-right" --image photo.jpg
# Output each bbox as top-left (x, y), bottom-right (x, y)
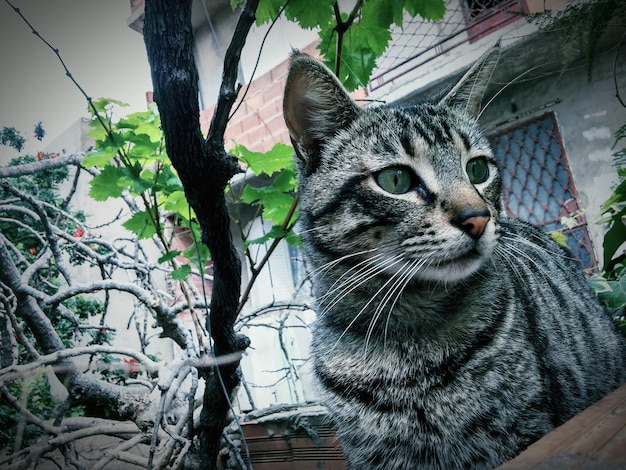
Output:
top-left (0, 1), bottom-right (154, 164)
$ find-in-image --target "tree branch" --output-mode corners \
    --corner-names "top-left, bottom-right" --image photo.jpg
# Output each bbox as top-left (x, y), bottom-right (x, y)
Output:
top-left (0, 153), bottom-right (83, 179)
top-left (208, 0), bottom-right (260, 146)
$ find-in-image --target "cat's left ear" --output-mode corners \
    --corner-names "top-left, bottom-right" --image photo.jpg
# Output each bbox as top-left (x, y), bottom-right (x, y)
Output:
top-left (439, 46), bottom-right (500, 117)
top-left (283, 52), bottom-right (360, 175)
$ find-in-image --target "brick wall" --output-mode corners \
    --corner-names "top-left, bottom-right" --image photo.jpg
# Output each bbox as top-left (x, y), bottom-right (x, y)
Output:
top-left (200, 42), bottom-right (320, 153)
top-left (200, 42), bottom-right (368, 154)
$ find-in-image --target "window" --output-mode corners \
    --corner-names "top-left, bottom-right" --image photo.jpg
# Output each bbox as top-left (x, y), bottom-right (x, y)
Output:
top-left (461, 0), bottom-right (526, 41)
top-left (489, 113), bottom-right (598, 272)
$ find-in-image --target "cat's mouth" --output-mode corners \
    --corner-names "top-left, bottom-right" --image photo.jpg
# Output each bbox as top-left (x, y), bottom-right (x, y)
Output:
top-left (420, 249), bottom-right (484, 282)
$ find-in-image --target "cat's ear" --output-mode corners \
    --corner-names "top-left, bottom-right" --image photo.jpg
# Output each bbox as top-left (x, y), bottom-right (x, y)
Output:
top-left (283, 53), bottom-right (360, 175)
top-left (439, 46), bottom-right (500, 117)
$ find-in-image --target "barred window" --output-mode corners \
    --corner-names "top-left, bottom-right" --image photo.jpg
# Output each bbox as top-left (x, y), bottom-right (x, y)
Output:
top-left (489, 113), bottom-right (598, 272)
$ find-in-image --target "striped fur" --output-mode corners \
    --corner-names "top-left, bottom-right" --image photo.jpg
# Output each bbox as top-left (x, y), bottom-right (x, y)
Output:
top-left (283, 49), bottom-right (626, 469)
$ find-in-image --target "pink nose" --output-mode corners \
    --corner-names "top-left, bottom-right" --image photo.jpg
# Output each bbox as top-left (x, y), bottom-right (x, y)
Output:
top-left (459, 215), bottom-right (490, 239)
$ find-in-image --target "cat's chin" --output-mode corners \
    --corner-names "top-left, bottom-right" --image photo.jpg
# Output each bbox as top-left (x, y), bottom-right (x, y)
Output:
top-left (417, 252), bottom-right (484, 283)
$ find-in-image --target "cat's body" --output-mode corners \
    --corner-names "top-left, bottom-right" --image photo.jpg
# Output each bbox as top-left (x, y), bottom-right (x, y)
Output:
top-left (283, 48), bottom-right (626, 469)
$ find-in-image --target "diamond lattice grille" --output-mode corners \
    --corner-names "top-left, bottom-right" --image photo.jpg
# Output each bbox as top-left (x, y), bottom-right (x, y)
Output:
top-left (490, 113), bottom-right (597, 271)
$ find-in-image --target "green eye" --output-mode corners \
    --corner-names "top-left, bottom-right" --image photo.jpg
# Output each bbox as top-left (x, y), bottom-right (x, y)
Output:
top-left (375, 167), bottom-right (413, 194)
top-left (466, 158), bottom-right (490, 184)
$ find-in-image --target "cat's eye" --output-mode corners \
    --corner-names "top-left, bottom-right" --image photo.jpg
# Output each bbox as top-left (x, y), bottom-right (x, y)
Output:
top-left (375, 167), bottom-right (413, 194)
top-left (466, 158), bottom-right (490, 184)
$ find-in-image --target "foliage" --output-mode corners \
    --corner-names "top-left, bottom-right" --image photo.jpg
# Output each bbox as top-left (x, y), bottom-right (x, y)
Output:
top-left (231, 142), bottom-right (299, 248)
top-left (0, 376), bottom-right (55, 452)
top-left (589, 124), bottom-right (626, 313)
top-left (233, 0), bottom-right (446, 91)
top-left (84, 98), bottom-right (210, 268)
top-left (0, 126), bottom-right (26, 152)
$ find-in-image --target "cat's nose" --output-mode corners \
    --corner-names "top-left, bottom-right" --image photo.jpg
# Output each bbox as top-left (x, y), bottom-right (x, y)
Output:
top-left (454, 209), bottom-right (490, 239)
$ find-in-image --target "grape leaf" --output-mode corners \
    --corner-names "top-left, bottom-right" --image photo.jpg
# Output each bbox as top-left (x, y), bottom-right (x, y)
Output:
top-left (158, 250), bottom-right (181, 264)
top-left (88, 166), bottom-right (125, 201)
top-left (171, 264), bottom-right (192, 281)
top-left (122, 210), bottom-right (157, 240)
top-left (234, 142), bottom-right (294, 175)
top-left (285, 0), bottom-right (335, 29)
top-left (255, 0), bottom-right (284, 25)
top-left (405, 0), bottom-right (446, 20)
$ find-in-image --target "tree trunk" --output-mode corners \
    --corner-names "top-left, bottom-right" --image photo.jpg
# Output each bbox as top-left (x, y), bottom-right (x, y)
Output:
top-left (142, 1), bottom-right (258, 467)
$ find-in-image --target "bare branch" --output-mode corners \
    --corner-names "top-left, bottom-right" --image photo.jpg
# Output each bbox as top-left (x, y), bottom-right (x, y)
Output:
top-left (0, 345), bottom-right (160, 386)
top-left (0, 153), bottom-right (84, 179)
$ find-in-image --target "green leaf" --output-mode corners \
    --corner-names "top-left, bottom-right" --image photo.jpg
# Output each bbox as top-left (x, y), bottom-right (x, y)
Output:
top-left (240, 170), bottom-right (295, 203)
top-left (603, 218), bottom-right (626, 268)
top-left (255, 0), bottom-right (284, 25)
top-left (171, 264), bottom-right (192, 281)
top-left (161, 190), bottom-right (191, 215)
top-left (284, 0), bottom-right (335, 29)
top-left (88, 166), bottom-right (125, 201)
top-left (82, 150), bottom-right (116, 168)
top-left (134, 122), bottom-right (163, 144)
top-left (155, 165), bottom-right (183, 194)
top-left (596, 277), bottom-right (626, 310)
top-left (122, 211), bottom-right (157, 240)
top-left (262, 192), bottom-right (297, 225)
top-left (86, 121), bottom-right (109, 143)
top-left (234, 142), bottom-right (294, 175)
top-left (355, 0), bottom-right (394, 56)
top-left (158, 250), bottom-right (181, 264)
top-left (89, 98), bottom-right (129, 114)
top-left (550, 231), bottom-right (568, 248)
top-left (244, 225), bottom-right (287, 249)
top-left (183, 243), bottom-right (211, 267)
top-left (601, 179), bottom-right (626, 214)
top-left (405, 0), bottom-right (446, 20)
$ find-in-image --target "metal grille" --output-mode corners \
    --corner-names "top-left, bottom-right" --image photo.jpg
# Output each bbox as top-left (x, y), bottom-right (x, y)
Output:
top-left (490, 113), bottom-right (598, 271)
top-left (369, 0), bottom-right (526, 90)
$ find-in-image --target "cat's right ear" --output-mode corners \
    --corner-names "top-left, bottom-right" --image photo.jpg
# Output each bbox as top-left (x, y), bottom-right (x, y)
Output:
top-left (283, 53), bottom-right (360, 175)
top-left (438, 46), bottom-right (500, 117)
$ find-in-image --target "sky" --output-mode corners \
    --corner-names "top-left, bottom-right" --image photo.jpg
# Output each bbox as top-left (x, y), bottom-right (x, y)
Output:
top-left (0, 1), bottom-right (154, 164)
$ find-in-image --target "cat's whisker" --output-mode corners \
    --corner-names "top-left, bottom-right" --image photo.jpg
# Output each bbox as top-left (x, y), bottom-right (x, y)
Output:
top-left (302, 248), bottom-right (379, 290)
top-left (499, 231), bottom-right (572, 277)
top-left (363, 258), bottom-right (419, 354)
top-left (382, 259), bottom-right (427, 347)
top-left (329, 255), bottom-right (407, 351)
top-left (318, 253), bottom-right (386, 310)
top-left (478, 64), bottom-right (543, 121)
top-left (320, 253), bottom-right (403, 320)
top-left (496, 241), bottom-right (552, 285)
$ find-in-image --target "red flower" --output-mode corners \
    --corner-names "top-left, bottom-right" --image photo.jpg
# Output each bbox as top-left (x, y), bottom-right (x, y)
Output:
top-left (29, 247), bottom-right (37, 255)
top-left (73, 227), bottom-right (85, 238)
top-left (36, 151), bottom-right (45, 161)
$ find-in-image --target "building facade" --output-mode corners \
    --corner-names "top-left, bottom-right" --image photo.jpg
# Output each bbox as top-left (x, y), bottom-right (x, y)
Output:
top-left (127, 0), bottom-right (625, 410)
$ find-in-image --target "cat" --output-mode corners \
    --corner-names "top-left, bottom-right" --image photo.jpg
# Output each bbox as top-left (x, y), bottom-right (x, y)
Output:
top-left (282, 47), bottom-right (626, 469)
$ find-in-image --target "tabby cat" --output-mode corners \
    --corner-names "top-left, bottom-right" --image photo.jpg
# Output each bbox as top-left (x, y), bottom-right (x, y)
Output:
top-left (282, 47), bottom-right (626, 469)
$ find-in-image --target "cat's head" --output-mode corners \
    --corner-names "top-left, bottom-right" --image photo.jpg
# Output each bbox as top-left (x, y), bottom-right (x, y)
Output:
top-left (283, 48), bottom-right (502, 283)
